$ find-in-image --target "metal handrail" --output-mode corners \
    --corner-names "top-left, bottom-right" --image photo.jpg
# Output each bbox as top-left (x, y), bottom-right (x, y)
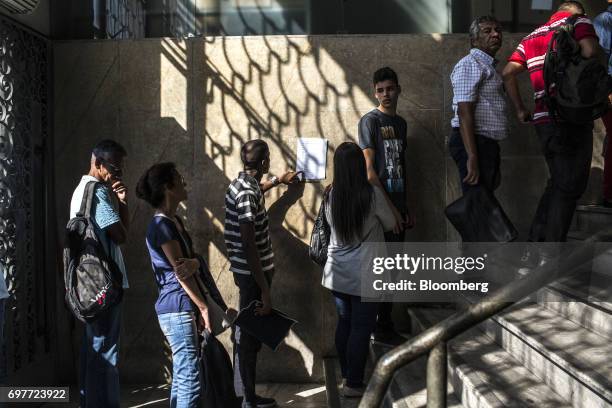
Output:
top-left (359, 229), bottom-right (612, 408)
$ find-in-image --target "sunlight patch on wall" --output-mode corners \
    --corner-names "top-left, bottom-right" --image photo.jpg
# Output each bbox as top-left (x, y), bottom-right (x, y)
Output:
top-left (284, 329), bottom-right (314, 376)
top-left (318, 47), bottom-right (373, 113)
top-left (393, 0), bottom-right (451, 33)
top-left (161, 39), bottom-right (188, 131)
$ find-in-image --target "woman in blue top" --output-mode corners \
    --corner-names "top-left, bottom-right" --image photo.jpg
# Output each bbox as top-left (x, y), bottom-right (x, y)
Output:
top-left (136, 162), bottom-right (235, 408)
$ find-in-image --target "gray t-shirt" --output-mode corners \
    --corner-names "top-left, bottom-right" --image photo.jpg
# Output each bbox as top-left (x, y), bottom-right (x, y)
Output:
top-left (321, 186), bottom-right (395, 297)
top-left (358, 109), bottom-right (408, 214)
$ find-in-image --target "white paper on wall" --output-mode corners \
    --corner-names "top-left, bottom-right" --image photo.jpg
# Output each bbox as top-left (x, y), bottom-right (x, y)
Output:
top-left (296, 138), bottom-right (327, 181)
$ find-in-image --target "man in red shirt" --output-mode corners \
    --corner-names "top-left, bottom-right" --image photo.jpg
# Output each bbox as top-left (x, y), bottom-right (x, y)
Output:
top-left (502, 1), bottom-right (601, 243)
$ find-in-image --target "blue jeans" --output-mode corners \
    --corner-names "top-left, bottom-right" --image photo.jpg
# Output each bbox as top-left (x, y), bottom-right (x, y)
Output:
top-left (332, 291), bottom-right (378, 388)
top-left (158, 312), bottom-right (201, 408)
top-left (79, 303), bottom-right (122, 408)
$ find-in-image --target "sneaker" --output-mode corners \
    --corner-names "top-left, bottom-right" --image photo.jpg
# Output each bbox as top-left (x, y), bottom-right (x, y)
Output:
top-left (517, 247), bottom-right (539, 277)
top-left (242, 395), bottom-right (277, 408)
top-left (370, 330), bottom-right (406, 347)
top-left (343, 385), bottom-right (365, 398)
top-left (517, 250), bottom-right (553, 278)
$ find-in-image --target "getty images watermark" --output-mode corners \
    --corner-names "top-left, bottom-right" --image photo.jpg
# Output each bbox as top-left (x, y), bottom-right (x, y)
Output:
top-left (359, 242), bottom-right (612, 302)
top-left (371, 253), bottom-right (490, 294)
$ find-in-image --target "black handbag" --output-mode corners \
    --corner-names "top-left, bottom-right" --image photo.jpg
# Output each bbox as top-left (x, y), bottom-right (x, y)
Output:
top-left (200, 330), bottom-right (241, 408)
top-left (309, 190), bottom-right (331, 266)
top-left (445, 185), bottom-right (518, 242)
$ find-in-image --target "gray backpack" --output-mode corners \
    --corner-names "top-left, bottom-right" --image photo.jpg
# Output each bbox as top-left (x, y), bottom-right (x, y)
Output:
top-left (63, 181), bottom-right (123, 322)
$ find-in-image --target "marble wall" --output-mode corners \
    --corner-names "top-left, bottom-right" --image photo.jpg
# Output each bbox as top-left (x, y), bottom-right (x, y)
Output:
top-left (53, 34), bottom-right (605, 383)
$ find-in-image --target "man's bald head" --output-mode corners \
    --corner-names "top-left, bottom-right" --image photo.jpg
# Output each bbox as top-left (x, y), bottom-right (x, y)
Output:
top-left (241, 139), bottom-right (269, 169)
top-left (558, 1), bottom-right (585, 14)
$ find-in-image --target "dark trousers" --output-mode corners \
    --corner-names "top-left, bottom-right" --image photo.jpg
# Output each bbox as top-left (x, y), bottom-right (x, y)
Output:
top-left (376, 230), bottom-right (405, 332)
top-left (332, 291), bottom-right (378, 388)
top-left (232, 273), bottom-right (270, 403)
top-left (529, 122), bottom-right (593, 242)
top-left (600, 110), bottom-right (612, 201)
top-left (449, 128), bottom-right (501, 193)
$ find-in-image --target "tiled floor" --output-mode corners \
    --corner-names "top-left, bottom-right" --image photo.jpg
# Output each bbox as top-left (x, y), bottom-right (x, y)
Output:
top-left (41, 383), bottom-right (361, 407)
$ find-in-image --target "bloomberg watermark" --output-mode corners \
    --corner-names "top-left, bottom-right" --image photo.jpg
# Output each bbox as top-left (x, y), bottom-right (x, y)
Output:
top-left (358, 242), bottom-right (612, 302)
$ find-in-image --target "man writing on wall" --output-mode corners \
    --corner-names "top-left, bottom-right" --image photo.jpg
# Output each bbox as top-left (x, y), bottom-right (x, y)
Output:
top-left (224, 139), bottom-right (301, 408)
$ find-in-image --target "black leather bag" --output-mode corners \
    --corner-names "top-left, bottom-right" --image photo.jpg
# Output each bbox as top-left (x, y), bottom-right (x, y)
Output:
top-left (445, 185), bottom-right (518, 242)
top-left (309, 191), bottom-right (331, 266)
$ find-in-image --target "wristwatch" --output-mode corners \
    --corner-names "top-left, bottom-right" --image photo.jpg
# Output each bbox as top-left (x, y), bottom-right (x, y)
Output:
top-left (270, 176), bottom-right (280, 186)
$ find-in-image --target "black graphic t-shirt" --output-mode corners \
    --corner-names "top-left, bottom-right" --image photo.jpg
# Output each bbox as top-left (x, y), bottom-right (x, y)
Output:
top-left (358, 109), bottom-right (407, 213)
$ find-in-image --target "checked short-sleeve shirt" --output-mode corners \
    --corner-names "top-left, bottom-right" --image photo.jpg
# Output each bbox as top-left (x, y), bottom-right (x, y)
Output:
top-left (451, 48), bottom-right (508, 140)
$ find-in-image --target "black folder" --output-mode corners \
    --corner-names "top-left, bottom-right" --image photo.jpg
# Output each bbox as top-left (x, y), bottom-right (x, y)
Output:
top-left (234, 300), bottom-right (298, 351)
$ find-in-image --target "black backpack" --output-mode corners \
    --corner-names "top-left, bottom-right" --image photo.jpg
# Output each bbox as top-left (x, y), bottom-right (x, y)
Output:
top-left (543, 14), bottom-right (612, 124)
top-left (63, 181), bottom-right (123, 322)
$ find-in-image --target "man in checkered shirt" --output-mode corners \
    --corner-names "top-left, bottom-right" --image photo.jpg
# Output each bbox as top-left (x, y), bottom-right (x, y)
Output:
top-left (449, 15), bottom-right (507, 194)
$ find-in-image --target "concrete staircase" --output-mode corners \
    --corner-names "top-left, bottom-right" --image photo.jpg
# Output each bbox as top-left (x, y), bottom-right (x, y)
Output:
top-left (374, 205), bottom-right (612, 408)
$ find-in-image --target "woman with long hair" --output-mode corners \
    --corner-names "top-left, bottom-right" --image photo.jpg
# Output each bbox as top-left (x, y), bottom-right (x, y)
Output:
top-left (322, 142), bottom-right (395, 398)
top-left (136, 162), bottom-right (235, 408)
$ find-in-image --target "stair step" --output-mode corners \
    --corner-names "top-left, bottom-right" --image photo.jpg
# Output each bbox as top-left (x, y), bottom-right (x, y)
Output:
top-left (407, 307), bottom-right (570, 408)
top-left (573, 205), bottom-right (612, 235)
top-left (370, 343), bottom-right (462, 408)
top-left (479, 302), bottom-right (612, 407)
top-left (538, 286), bottom-right (612, 340)
top-left (567, 230), bottom-right (592, 242)
top-left (576, 205), bottom-right (612, 215)
top-left (551, 270), bottom-right (612, 311)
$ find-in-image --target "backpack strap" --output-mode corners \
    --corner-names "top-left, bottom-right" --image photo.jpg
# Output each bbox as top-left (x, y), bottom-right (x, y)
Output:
top-left (543, 15), bottom-right (583, 123)
top-left (543, 32), bottom-right (559, 122)
top-left (565, 14), bottom-right (580, 29)
top-left (173, 215), bottom-right (195, 258)
top-left (77, 181), bottom-right (99, 218)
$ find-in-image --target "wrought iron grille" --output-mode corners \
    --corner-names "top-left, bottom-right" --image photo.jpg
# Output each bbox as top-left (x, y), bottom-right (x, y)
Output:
top-left (0, 16), bottom-right (48, 373)
top-left (0, 0), bottom-right (39, 15)
top-left (107, 0), bottom-right (146, 39)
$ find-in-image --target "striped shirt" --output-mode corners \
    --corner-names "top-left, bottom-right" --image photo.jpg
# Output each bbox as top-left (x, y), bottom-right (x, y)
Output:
top-left (451, 48), bottom-right (508, 140)
top-left (508, 11), bottom-right (597, 124)
top-left (224, 172), bottom-right (275, 275)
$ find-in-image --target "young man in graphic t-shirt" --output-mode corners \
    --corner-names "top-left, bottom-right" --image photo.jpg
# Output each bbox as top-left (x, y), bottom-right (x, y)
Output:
top-left (358, 67), bottom-right (415, 347)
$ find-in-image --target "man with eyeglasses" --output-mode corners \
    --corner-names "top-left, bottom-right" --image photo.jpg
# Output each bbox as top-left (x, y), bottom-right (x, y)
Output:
top-left (69, 139), bottom-right (129, 408)
top-left (449, 16), bottom-right (507, 196)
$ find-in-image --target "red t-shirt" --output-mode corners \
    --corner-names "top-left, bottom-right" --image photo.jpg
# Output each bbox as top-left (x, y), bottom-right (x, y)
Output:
top-left (508, 11), bottom-right (598, 124)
